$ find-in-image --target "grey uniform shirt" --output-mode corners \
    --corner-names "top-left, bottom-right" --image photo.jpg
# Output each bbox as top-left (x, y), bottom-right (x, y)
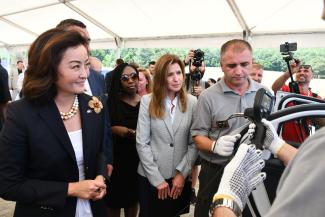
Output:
top-left (190, 77), bottom-right (267, 164)
top-left (265, 127), bottom-right (325, 217)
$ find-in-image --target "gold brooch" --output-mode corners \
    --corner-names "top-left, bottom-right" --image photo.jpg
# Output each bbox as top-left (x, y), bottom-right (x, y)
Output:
top-left (88, 96), bottom-right (103, 114)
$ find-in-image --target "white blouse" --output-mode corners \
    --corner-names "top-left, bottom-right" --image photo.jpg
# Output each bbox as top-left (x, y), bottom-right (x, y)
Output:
top-left (165, 95), bottom-right (178, 123)
top-left (68, 129), bottom-right (93, 217)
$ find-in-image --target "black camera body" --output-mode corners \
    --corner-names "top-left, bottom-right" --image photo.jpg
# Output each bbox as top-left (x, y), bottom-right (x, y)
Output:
top-left (280, 42), bottom-right (297, 54)
top-left (244, 88), bottom-right (274, 123)
top-left (244, 88), bottom-right (274, 149)
top-left (192, 49), bottom-right (204, 67)
top-left (190, 49), bottom-right (205, 82)
top-left (191, 68), bottom-right (202, 81)
top-left (280, 42), bottom-right (300, 94)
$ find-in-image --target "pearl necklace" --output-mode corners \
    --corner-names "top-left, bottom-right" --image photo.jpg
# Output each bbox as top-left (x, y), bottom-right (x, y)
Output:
top-left (60, 95), bottom-right (79, 121)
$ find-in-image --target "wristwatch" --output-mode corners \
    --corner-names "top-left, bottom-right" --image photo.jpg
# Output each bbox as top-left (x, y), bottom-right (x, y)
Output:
top-left (210, 197), bottom-right (241, 217)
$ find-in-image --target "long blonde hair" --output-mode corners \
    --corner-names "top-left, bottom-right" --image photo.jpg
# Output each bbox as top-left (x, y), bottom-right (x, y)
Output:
top-left (149, 54), bottom-right (187, 119)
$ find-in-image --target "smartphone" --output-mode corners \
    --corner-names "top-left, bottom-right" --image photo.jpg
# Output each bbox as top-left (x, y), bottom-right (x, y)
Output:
top-left (280, 42), bottom-right (297, 53)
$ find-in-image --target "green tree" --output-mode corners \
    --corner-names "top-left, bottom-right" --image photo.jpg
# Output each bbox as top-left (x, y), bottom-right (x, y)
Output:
top-left (90, 47), bottom-right (325, 77)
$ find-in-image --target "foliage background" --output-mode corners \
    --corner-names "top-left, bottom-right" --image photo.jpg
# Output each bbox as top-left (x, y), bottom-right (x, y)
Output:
top-left (3, 47), bottom-right (325, 76)
top-left (91, 48), bottom-right (325, 76)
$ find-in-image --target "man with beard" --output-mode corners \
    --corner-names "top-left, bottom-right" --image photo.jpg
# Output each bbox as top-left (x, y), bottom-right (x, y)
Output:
top-left (272, 63), bottom-right (321, 143)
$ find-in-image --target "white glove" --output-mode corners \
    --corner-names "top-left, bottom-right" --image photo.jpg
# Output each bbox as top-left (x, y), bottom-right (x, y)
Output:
top-left (247, 123), bottom-right (256, 139)
top-left (214, 143), bottom-right (266, 211)
top-left (261, 119), bottom-right (285, 155)
top-left (247, 120), bottom-right (285, 156)
top-left (211, 134), bottom-right (241, 156)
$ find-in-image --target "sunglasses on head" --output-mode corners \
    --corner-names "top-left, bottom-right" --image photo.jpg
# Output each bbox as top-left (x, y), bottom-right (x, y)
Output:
top-left (120, 72), bottom-right (138, 81)
top-left (299, 65), bottom-right (311, 70)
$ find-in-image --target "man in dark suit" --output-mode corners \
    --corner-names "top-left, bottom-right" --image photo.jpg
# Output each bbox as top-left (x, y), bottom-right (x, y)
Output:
top-left (87, 67), bottom-right (105, 96)
top-left (56, 19), bottom-right (113, 176)
top-left (0, 59), bottom-right (11, 130)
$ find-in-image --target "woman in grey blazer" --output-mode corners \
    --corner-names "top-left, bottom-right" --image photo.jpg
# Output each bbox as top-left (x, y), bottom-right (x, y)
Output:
top-left (136, 54), bottom-right (198, 217)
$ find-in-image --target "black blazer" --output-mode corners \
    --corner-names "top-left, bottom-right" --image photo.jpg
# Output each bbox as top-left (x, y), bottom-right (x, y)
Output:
top-left (0, 94), bottom-right (107, 217)
top-left (0, 64), bottom-right (11, 104)
top-left (88, 69), bottom-right (114, 165)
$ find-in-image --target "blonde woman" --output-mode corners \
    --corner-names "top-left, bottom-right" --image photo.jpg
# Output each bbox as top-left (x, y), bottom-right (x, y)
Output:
top-left (137, 68), bottom-right (152, 96)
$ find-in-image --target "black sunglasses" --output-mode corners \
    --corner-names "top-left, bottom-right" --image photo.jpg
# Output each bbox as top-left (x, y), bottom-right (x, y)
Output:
top-left (299, 65), bottom-right (311, 70)
top-left (120, 72), bottom-right (138, 82)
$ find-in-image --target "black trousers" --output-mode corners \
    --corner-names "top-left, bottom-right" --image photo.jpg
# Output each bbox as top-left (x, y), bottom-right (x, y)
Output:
top-left (138, 175), bottom-right (191, 217)
top-left (194, 160), bottom-right (224, 217)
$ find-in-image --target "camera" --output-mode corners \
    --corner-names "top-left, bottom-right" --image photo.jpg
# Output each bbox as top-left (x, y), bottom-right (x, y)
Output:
top-left (244, 88), bottom-right (274, 149)
top-left (244, 88), bottom-right (274, 123)
top-left (192, 49), bottom-right (204, 67)
top-left (191, 69), bottom-right (202, 81)
top-left (280, 42), bottom-right (297, 54)
top-left (190, 49), bottom-right (205, 82)
top-left (280, 42), bottom-right (300, 94)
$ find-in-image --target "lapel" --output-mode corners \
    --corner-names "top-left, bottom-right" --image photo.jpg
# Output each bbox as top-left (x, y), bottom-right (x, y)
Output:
top-left (163, 113), bottom-right (174, 140)
top-left (78, 94), bottom-right (95, 169)
top-left (172, 101), bottom-right (184, 134)
top-left (38, 100), bottom-right (76, 162)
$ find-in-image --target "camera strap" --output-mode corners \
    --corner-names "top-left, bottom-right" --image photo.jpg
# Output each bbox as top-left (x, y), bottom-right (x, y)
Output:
top-left (185, 73), bottom-right (190, 91)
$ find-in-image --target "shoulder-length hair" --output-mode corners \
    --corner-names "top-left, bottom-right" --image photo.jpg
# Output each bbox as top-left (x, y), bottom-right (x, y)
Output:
top-left (149, 54), bottom-right (187, 119)
top-left (138, 68), bottom-right (152, 93)
top-left (22, 28), bottom-right (89, 103)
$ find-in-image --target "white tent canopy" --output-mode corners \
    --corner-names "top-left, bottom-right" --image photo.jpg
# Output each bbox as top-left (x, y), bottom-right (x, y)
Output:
top-left (0, 0), bottom-right (325, 51)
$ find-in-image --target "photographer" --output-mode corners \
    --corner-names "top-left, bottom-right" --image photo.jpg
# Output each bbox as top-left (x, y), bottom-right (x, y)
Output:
top-left (271, 61), bottom-right (322, 143)
top-left (271, 60), bottom-right (318, 96)
top-left (184, 49), bottom-right (207, 204)
top-left (184, 49), bottom-right (207, 97)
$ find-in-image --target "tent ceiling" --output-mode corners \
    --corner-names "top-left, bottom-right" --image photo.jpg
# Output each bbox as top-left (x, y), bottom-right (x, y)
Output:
top-left (0, 0), bottom-right (325, 50)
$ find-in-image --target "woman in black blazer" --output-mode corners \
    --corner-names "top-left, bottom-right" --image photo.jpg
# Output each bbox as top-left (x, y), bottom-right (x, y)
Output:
top-left (0, 28), bottom-right (108, 217)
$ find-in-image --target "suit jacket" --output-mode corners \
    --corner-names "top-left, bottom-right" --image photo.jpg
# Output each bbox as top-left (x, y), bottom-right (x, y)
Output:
top-left (0, 64), bottom-right (11, 130)
top-left (136, 94), bottom-right (198, 187)
top-left (87, 69), bottom-right (113, 165)
top-left (104, 71), bottom-right (113, 94)
top-left (0, 64), bottom-right (11, 103)
top-left (88, 69), bottom-right (105, 97)
top-left (0, 94), bottom-right (107, 217)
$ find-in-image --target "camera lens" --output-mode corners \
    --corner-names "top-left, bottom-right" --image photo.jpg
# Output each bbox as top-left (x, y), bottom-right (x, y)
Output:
top-left (193, 49), bottom-right (204, 67)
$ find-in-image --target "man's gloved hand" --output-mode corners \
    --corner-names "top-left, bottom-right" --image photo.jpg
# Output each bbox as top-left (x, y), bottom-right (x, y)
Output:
top-left (214, 143), bottom-right (266, 211)
top-left (248, 119), bottom-right (285, 155)
top-left (211, 134), bottom-right (241, 156)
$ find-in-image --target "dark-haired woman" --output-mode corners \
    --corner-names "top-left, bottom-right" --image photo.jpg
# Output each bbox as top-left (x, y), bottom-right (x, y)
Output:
top-left (106, 63), bottom-right (141, 217)
top-left (0, 28), bottom-right (107, 217)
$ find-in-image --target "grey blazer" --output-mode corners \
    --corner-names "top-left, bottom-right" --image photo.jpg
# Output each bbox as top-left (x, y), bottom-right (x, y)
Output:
top-left (136, 93), bottom-right (198, 187)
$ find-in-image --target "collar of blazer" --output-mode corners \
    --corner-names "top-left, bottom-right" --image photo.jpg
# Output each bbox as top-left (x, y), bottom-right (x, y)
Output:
top-left (163, 101), bottom-right (184, 139)
top-left (37, 94), bottom-right (102, 164)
